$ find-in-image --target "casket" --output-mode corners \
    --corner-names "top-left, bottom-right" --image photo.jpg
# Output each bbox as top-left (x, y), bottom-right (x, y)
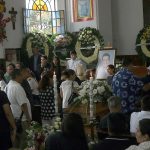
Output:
top-left (65, 102), bottom-right (109, 122)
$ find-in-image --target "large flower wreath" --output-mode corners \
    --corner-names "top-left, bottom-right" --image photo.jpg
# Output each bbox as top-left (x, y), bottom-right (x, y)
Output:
top-left (21, 32), bottom-right (52, 66)
top-left (50, 32), bottom-right (76, 63)
top-left (76, 27), bottom-right (104, 64)
top-left (136, 25), bottom-right (150, 62)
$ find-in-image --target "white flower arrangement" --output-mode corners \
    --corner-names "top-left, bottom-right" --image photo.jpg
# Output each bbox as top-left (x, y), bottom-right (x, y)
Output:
top-left (26, 32), bottom-right (50, 57)
top-left (53, 34), bottom-right (72, 47)
top-left (78, 27), bottom-right (95, 45)
top-left (77, 27), bottom-right (104, 47)
top-left (31, 32), bottom-right (49, 48)
top-left (25, 117), bottom-right (62, 150)
top-left (77, 80), bottom-right (112, 104)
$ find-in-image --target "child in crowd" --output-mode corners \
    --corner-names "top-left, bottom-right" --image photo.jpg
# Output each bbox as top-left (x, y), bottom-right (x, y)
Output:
top-left (60, 69), bottom-right (79, 110)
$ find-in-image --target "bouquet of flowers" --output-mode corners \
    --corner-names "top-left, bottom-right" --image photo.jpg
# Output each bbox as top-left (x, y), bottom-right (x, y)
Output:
top-left (0, 13), bottom-right (10, 43)
top-left (53, 34), bottom-right (72, 47)
top-left (77, 80), bottom-right (112, 104)
top-left (25, 117), bottom-right (61, 150)
top-left (77, 27), bottom-right (104, 47)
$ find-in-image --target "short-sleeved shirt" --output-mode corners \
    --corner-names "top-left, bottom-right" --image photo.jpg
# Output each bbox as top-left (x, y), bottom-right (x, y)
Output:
top-left (112, 68), bottom-right (143, 113)
top-left (67, 59), bottom-right (86, 72)
top-left (5, 80), bottom-right (32, 121)
top-left (130, 111), bottom-right (150, 133)
top-left (60, 80), bottom-right (79, 109)
top-left (0, 91), bottom-right (10, 133)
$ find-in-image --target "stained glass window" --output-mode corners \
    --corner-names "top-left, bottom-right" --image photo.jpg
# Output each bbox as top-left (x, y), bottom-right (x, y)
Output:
top-left (24, 0), bottom-right (65, 34)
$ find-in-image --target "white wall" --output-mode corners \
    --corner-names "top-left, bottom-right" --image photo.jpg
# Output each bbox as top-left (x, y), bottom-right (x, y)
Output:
top-left (111, 0), bottom-right (144, 55)
top-left (96, 0), bottom-right (112, 46)
top-left (4, 0), bottom-right (25, 48)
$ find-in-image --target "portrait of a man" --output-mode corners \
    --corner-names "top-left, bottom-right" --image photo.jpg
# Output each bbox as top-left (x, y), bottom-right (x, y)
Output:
top-left (96, 50), bottom-right (115, 79)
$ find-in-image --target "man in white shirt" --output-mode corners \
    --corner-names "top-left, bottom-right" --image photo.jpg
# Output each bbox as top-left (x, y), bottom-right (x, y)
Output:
top-left (5, 67), bottom-right (32, 149)
top-left (130, 95), bottom-right (150, 134)
top-left (67, 50), bottom-right (86, 73)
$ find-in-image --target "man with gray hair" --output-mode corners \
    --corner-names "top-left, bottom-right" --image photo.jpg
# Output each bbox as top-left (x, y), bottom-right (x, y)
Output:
top-left (107, 96), bottom-right (121, 113)
top-left (98, 96), bottom-right (122, 139)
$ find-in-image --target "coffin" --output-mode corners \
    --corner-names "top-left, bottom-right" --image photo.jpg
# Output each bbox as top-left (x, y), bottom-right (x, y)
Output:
top-left (65, 102), bottom-right (109, 122)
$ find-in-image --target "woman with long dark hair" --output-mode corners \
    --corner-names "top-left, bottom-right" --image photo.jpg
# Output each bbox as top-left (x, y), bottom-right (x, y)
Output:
top-left (38, 71), bottom-right (55, 125)
top-left (45, 113), bottom-right (89, 150)
top-left (51, 56), bottom-right (61, 82)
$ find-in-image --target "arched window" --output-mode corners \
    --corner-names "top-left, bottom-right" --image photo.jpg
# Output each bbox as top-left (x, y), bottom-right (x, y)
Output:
top-left (24, 0), bottom-right (65, 34)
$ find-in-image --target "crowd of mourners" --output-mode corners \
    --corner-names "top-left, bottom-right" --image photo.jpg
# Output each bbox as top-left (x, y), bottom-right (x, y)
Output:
top-left (1, 45), bottom-right (150, 150)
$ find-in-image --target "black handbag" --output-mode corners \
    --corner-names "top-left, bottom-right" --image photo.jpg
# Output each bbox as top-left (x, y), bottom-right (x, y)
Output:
top-left (68, 82), bottom-right (78, 105)
top-left (15, 111), bottom-right (24, 133)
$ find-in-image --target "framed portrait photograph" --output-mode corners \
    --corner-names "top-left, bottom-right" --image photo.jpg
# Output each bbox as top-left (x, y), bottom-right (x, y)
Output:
top-left (5, 48), bottom-right (20, 66)
top-left (96, 49), bottom-right (116, 79)
top-left (73, 0), bottom-right (94, 22)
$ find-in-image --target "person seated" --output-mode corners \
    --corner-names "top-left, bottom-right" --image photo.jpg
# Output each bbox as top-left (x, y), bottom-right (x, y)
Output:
top-left (130, 95), bottom-right (150, 135)
top-left (45, 113), bottom-right (89, 150)
top-left (92, 113), bottom-right (137, 150)
top-left (97, 96), bottom-right (122, 140)
top-left (106, 64), bottom-right (115, 86)
top-left (126, 119), bottom-right (150, 150)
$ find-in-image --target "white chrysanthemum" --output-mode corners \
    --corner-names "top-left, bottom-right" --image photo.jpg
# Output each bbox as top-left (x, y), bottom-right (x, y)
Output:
top-left (79, 89), bottom-right (86, 96)
top-left (97, 86), bottom-right (105, 94)
top-left (55, 117), bottom-right (61, 122)
top-left (82, 99), bottom-right (88, 104)
top-left (54, 124), bottom-right (59, 130)
top-left (93, 89), bottom-right (97, 95)
top-left (93, 80), bottom-right (98, 84)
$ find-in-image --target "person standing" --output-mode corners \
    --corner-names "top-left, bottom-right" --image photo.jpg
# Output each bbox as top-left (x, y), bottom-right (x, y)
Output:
top-left (0, 91), bottom-right (16, 150)
top-left (4, 63), bottom-right (15, 84)
top-left (38, 71), bottom-right (55, 125)
top-left (5, 67), bottom-right (32, 149)
top-left (67, 51), bottom-right (86, 73)
top-left (38, 55), bottom-right (51, 77)
top-left (0, 70), bottom-right (6, 91)
top-left (29, 45), bottom-right (41, 81)
top-left (106, 64), bottom-right (115, 86)
top-left (112, 58), bottom-right (145, 114)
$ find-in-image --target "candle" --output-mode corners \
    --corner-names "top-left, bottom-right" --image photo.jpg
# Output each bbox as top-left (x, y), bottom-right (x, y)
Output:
top-left (53, 71), bottom-right (58, 114)
top-left (89, 73), bottom-right (94, 120)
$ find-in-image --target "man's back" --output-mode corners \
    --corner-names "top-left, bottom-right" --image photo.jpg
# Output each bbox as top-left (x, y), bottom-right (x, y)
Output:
top-left (112, 68), bottom-right (143, 113)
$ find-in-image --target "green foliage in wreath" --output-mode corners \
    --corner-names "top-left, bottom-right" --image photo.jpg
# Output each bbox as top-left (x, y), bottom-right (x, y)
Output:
top-left (136, 25), bottom-right (150, 63)
top-left (21, 32), bottom-right (53, 66)
top-left (77, 27), bottom-right (104, 47)
top-left (50, 32), bottom-right (77, 60)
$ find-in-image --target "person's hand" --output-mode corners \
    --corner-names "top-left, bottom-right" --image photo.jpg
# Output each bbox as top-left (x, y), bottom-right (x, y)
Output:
top-left (11, 128), bottom-right (16, 144)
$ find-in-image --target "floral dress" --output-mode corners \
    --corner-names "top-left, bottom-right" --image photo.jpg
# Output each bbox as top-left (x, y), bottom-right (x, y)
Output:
top-left (39, 86), bottom-right (55, 120)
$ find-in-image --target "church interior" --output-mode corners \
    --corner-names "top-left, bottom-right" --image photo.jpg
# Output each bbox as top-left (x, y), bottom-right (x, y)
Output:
top-left (1, 0), bottom-right (150, 150)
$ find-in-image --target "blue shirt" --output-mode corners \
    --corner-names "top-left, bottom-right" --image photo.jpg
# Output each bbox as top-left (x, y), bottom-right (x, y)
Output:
top-left (112, 68), bottom-right (143, 113)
